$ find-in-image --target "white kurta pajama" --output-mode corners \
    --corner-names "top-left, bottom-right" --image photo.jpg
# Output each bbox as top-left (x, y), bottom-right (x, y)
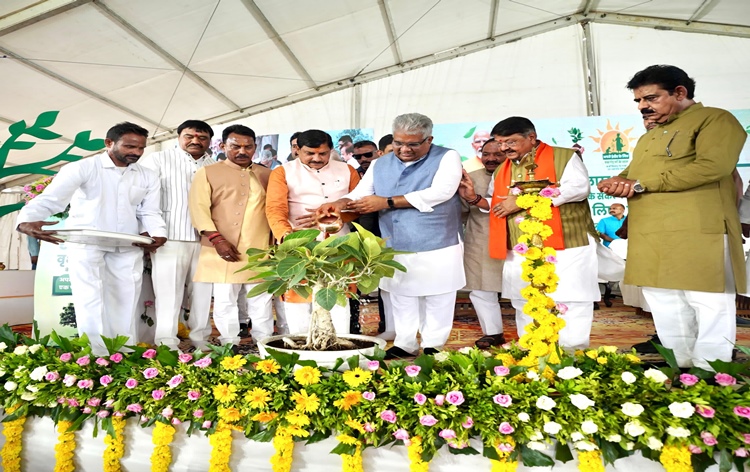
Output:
top-left (138, 147), bottom-right (215, 350)
top-left (16, 152), bottom-right (167, 355)
top-left (345, 152), bottom-right (465, 354)
top-left (486, 155), bottom-right (599, 350)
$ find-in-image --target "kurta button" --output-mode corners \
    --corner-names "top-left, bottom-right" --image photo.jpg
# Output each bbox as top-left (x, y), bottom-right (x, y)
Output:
top-left (233, 223), bottom-right (238, 226)
top-left (235, 212), bottom-right (240, 215)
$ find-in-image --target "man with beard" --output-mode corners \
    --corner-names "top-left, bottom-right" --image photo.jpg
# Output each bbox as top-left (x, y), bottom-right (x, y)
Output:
top-left (139, 120), bottom-right (215, 352)
top-left (17, 122), bottom-right (167, 354)
top-left (189, 124), bottom-right (274, 349)
top-left (599, 65), bottom-right (746, 369)
top-left (458, 140), bottom-right (507, 348)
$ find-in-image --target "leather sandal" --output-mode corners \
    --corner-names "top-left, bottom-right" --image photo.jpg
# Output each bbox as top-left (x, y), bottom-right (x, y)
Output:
top-left (474, 334), bottom-right (507, 349)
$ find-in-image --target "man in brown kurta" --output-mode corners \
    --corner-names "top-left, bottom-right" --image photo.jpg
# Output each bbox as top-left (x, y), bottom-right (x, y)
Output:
top-left (189, 124), bottom-right (273, 347)
top-left (599, 65), bottom-right (747, 369)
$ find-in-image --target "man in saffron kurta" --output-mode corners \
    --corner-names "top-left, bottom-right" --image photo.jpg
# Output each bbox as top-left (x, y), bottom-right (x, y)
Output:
top-left (265, 129), bottom-right (360, 335)
top-left (189, 124), bottom-right (273, 347)
top-left (461, 116), bottom-right (599, 350)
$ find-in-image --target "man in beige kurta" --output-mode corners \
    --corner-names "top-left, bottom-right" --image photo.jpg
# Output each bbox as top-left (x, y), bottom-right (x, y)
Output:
top-left (460, 140), bottom-right (506, 348)
top-left (189, 124), bottom-right (273, 347)
top-left (599, 65), bottom-right (747, 369)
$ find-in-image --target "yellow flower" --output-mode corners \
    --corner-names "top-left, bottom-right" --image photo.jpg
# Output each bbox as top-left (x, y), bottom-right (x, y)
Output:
top-left (252, 412), bottom-right (278, 423)
top-left (342, 368), bottom-right (373, 388)
top-left (177, 322), bottom-right (191, 338)
top-left (597, 357), bottom-right (608, 365)
top-left (256, 359), bottom-right (281, 374)
top-left (290, 389), bottom-right (320, 413)
top-left (285, 411), bottom-right (310, 427)
top-left (294, 366), bottom-right (321, 386)
top-left (286, 426), bottom-right (310, 437)
top-left (585, 350), bottom-right (599, 360)
top-left (659, 445), bottom-right (692, 472)
top-left (337, 434), bottom-right (358, 445)
top-left (578, 450), bottom-right (605, 472)
top-left (625, 354), bottom-right (641, 364)
top-left (495, 353), bottom-right (517, 366)
top-left (245, 387), bottom-right (271, 409)
top-left (334, 390), bottom-right (362, 411)
top-left (219, 406), bottom-right (243, 423)
top-left (221, 355), bottom-right (247, 370)
top-left (213, 383), bottom-right (238, 403)
top-left (600, 345), bottom-right (618, 354)
top-left (345, 419), bottom-right (365, 434)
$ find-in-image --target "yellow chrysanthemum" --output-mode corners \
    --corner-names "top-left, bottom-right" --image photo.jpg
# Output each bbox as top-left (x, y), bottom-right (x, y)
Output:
top-left (245, 387), bottom-right (271, 409)
top-left (494, 353), bottom-right (517, 366)
top-left (334, 390), bottom-right (362, 411)
top-left (345, 419), bottom-right (365, 434)
top-left (219, 406), bottom-right (243, 423)
top-left (221, 354), bottom-right (247, 370)
top-left (336, 434), bottom-right (358, 445)
top-left (342, 368), bottom-right (373, 388)
top-left (285, 411), bottom-right (310, 427)
top-left (256, 359), bottom-right (281, 374)
top-left (290, 389), bottom-right (320, 413)
top-left (213, 383), bottom-right (238, 403)
top-left (294, 366), bottom-right (321, 386)
top-left (252, 411), bottom-right (278, 422)
top-left (287, 425), bottom-right (310, 437)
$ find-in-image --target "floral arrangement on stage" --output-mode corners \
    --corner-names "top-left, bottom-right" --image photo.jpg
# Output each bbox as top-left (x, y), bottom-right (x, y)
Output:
top-left (22, 175), bottom-right (69, 219)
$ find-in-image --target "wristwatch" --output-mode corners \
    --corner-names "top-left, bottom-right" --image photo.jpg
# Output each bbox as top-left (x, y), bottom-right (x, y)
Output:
top-left (633, 181), bottom-right (645, 193)
top-left (387, 197), bottom-right (395, 209)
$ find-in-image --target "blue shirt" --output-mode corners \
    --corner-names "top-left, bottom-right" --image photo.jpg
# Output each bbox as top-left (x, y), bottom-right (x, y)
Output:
top-left (596, 215), bottom-right (625, 247)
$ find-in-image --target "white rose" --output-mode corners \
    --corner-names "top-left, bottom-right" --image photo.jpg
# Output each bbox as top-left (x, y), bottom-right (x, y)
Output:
top-left (643, 368), bottom-right (668, 384)
top-left (575, 440), bottom-right (598, 451)
top-left (606, 434), bottom-right (622, 443)
top-left (26, 385), bottom-right (39, 393)
top-left (557, 366), bottom-right (583, 380)
top-left (48, 401), bottom-right (58, 408)
top-left (624, 442), bottom-right (635, 451)
top-left (529, 431), bottom-right (544, 441)
top-left (433, 351), bottom-right (450, 362)
top-left (543, 421), bottom-right (562, 435)
top-left (28, 344), bottom-right (42, 354)
top-left (29, 366), bottom-right (48, 381)
top-left (668, 402), bottom-right (695, 419)
top-left (20, 392), bottom-right (37, 401)
top-left (13, 345), bottom-right (28, 355)
top-left (624, 421), bottom-right (645, 437)
top-left (581, 420), bottom-right (598, 434)
top-left (647, 437), bottom-right (663, 450)
top-left (4, 381), bottom-right (18, 391)
top-left (571, 432), bottom-right (585, 441)
top-left (0, 342), bottom-right (7, 352)
top-left (570, 394), bottom-right (595, 410)
top-left (527, 371), bottom-right (540, 381)
top-left (620, 372), bottom-right (637, 384)
top-left (621, 402), bottom-right (644, 417)
top-left (518, 412), bottom-right (530, 423)
top-left (666, 427), bottom-right (691, 438)
top-left (536, 395), bottom-right (556, 411)
top-left (527, 441), bottom-right (546, 451)
top-left (458, 346), bottom-right (473, 355)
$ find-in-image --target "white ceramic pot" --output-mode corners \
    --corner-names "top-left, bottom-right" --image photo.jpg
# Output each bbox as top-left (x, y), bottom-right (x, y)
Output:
top-left (257, 334), bottom-right (386, 371)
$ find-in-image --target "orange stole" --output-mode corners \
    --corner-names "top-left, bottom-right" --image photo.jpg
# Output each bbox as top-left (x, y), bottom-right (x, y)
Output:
top-left (488, 142), bottom-right (565, 259)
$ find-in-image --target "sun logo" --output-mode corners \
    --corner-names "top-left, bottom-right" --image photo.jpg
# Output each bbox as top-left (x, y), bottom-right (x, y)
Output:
top-left (590, 120), bottom-right (635, 159)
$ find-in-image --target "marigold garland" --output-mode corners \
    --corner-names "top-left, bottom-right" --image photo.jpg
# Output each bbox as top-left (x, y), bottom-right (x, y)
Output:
top-left (270, 426), bottom-right (295, 472)
top-left (407, 436), bottom-right (429, 472)
top-left (577, 449), bottom-right (605, 472)
top-left (341, 443), bottom-right (364, 472)
top-left (491, 436), bottom-right (517, 472)
top-left (151, 422), bottom-right (175, 472)
top-left (659, 445), bottom-right (692, 472)
top-left (53, 420), bottom-right (76, 472)
top-left (103, 417), bottom-right (126, 472)
top-left (208, 421), bottom-right (234, 472)
top-left (0, 405), bottom-right (25, 472)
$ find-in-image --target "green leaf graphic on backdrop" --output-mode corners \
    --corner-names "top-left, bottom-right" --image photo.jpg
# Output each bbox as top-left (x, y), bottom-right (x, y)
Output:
top-left (0, 111), bottom-right (105, 218)
top-left (463, 126), bottom-right (477, 139)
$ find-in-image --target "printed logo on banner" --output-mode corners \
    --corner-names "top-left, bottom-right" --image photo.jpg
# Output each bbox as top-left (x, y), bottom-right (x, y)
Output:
top-left (52, 274), bottom-right (72, 296)
top-left (589, 120), bottom-right (635, 173)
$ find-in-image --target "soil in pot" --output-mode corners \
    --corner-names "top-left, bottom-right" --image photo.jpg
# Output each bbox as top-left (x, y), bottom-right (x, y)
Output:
top-left (266, 336), bottom-right (377, 351)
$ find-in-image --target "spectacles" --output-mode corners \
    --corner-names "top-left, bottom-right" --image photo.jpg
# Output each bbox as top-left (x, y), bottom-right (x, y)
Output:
top-left (353, 151), bottom-right (375, 160)
top-left (392, 137), bottom-right (428, 149)
top-left (495, 139), bottom-right (521, 149)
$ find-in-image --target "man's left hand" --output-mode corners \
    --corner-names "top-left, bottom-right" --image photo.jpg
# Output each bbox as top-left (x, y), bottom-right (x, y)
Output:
top-left (598, 177), bottom-right (636, 198)
top-left (294, 208), bottom-right (319, 229)
top-left (134, 233), bottom-right (167, 253)
top-left (491, 195), bottom-right (522, 218)
top-left (347, 196), bottom-right (388, 214)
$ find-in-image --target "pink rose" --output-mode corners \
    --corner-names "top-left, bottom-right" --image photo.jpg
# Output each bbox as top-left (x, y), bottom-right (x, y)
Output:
top-left (23, 185), bottom-right (31, 192)
top-left (700, 432), bottom-right (718, 446)
top-left (539, 187), bottom-right (561, 198)
top-left (171, 418), bottom-right (181, 426)
top-left (513, 243), bottom-right (529, 254)
top-left (82, 407), bottom-right (92, 414)
top-left (689, 445), bottom-right (703, 454)
top-left (77, 379), bottom-right (95, 390)
top-left (45, 371), bottom-right (60, 382)
top-left (556, 303), bottom-right (568, 314)
top-left (446, 390), bottom-right (465, 406)
top-left (499, 422), bottom-right (515, 434)
top-left (76, 355), bottom-right (90, 366)
top-left (420, 415), bottom-right (437, 426)
top-left (435, 395), bottom-right (445, 406)
top-left (67, 398), bottom-right (79, 407)
top-left (680, 373), bottom-right (699, 386)
top-left (100, 375), bottom-right (113, 386)
top-left (95, 357), bottom-right (109, 366)
top-left (162, 407), bottom-right (173, 418)
top-left (125, 378), bottom-right (138, 389)
top-left (193, 409), bottom-right (204, 418)
top-left (114, 411), bottom-right (125, 418)
top-left (142, 349), bottom-right (157, 359)
top-left (462, 417), bottom-right (474, 429)
top-left (498, 443), bottom-right (514, 453)
top-left (152, 389), bottom-right (165, 400)
top-left (362, 391), bottom-right (376, 401)
top-left (187, 390), bottom-right (201, 401)
top-left (57, 397), bottom-right (66, 404)
top-left (202, 420), bottom-right (212, 429)
top-left (110, 353), bottom-right (123, 363)
top-left (742, 434), bottom-right (750, 445)
top-left (509, 187), bottom-right (522, 196)
top-left (144, 300), bottom-right (154, 308)
top-left (167, 375), bottom-right (184, 388)
top-left (126, 403), bottom-right (143, 413)
top-left (696, 405), bottom-right (715, 418)
top-left (736, 448), bottom-right (749, 457)
top-left (36, 184), bottom-right (45, 192)
top-left (97, 410), bottom-right (110, 418)
top-left (715, 373), bottom-right (737, 386)
top-left (545, 255), bottom-right (558, 263)
top-left (439, 429), bottom-right (457, 440)
top-left (734, 406), bottom-right (750, 419)
top-left (514, 216), bottom-right (525, 224)
top-left (494, 366), bottom-right (510, 376)
top-left (60, 352), bottom-right (72, 362)
top-left (364, 423), bottom-right (375, 433)
top-left (380, 410), bottom-right (397, 423)
top-left (87, 397), bottom-right (101, 407)
top-left (178, 353), bottom-right (193, 364)
top-left (194, 357), bottom-right (212, 368)
top-left (404, 365), bottom-right (421, 377)
top-left (393, 429), bottom-right (409, 441)
top-left (414, 393), bottom-right (427, 405)
top-left (143, 367), bottom-right (159, 379)
top-left (104, 399), bottom-right (115, 408)
top-left (493, 394), bottom-right (512, 407)
top-left (367, 361), bottom-right (380, 371)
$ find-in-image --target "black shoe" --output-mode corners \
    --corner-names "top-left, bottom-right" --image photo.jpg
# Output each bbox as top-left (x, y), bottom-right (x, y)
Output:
top-left (350, 319), bottom-right (361, 334)
top-left (238, 323), bottom-right (250, 338)
top-left (475, 334), bottom-right (507, 349)
top-left (737, 316), bottom-right (750, 327)
top-left (231, 344), bottom-right (242, 355)
top-left (632, 334), bottom-right (661, 354)
top-left (593, 302), bottom-right (600, 310)
top-left (423, 347), bottom-right (440, 356)
top-left (384, 346), bottom-right (416, 360)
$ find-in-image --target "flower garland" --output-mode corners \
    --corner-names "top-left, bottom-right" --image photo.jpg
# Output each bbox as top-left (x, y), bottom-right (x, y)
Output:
top-left (103, 417), bottom-right (126, 472)
top-left (577, 450), bottom-right (605, 472)
top-left (407, 436), bottom-right (429, 472)
top-left (53, 420), bottom-right (76, 472)
top-left (659, 445), bottom-right (692, 472)
top-left (341, 443), bottom-right (364, 472)
top-left (209, 421), bottom-right (234, 472)
top-left (270, 426), bottom-right (295, 472)
top-left (491, 436), bottom-right (517, 472)
top-left (0, 405), bottom-right (25, 472)
top-left (151, 422), bottom-right (175, 472)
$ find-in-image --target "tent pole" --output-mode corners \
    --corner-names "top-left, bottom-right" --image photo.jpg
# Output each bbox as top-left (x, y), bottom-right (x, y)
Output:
top-left (580, 21), bottom-right (600, 116)
top-left (353, 84), bottom-right (362, 129)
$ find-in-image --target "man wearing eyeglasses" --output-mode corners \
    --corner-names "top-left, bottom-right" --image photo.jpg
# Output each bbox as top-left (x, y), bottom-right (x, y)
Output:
top-left (598, 65), bottom-right (746, 370)
top-left (318, 113), bottom-right (464, 359)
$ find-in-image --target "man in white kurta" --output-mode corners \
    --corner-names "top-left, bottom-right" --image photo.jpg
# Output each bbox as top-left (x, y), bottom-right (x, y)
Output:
top-left (138, 120), bottom-right (215, 351)
top-left (17, 122), bottom-right (167, 355)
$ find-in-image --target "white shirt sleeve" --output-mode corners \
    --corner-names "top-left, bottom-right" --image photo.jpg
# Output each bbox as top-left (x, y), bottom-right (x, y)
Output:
top-left (550, 154), bottom-right (591, 207)
top-left (15, 162), bottom-right (86, 225)
top-left (343, 160), bottom-right (377, 200)
top-left (136, 170), bottom-right (167, 238)
top-left (137, 152), bottom-right (160, 175)
top-left (740, 183), bottom-right (750, 224)
top-left (403, 150), bottom-right (463, 212)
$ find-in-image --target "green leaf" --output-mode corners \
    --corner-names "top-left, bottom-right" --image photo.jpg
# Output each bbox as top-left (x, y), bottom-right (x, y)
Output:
top-left (483, 444), bottom-right (501, 461)
top-left (708, 358), bottom-right (748, 377)
top-left (653, 343), bottom-right (680, 371)
top-left (101, 417), bottom-right (115, 438)
top-left (2, 405), bottom-right (29, 422)
top-left (555, 441), bottom-right (574, 463)
top-left (246, 280), bottom-right (276, 298)
top-left (447, 445), bottom-right (479, 455)
top-left (330, 442), bottom-right (357, 455)
top-left (599, 440), bottom-right (631, 465)
top-left (315, 287), bottom-right (338, 311)
top-left (413, 354), bottom-right (434, 374)
top-left (306, 430), bottom-right (330, 445)
top-left (463, 126), bottom-right (477, 139)
top-left (72, 130), bottom-right (105, 151)
top-left (49, 330), bottom-right (73, 352)
top-left (249, 428), bottom-right (275, 442)
top-left (9, 140), bottom-right (35, 150)
top-left (691, 452), bottom-right (716, 472)
top-left (264, 347), bottom-right (299, 367)
top-left (719, 449), bottom-right (732, 472)
top-left (346, 355), bottom-right (360, 370)
top-left (101, 334), bottom-right (131, 354)
top-left (277, 257), bottom-right (307, 278)
top-left (379, 259), bottom-right (407, 273)
top-left (331, 358), bottom-right (345, 371)
top-left (279, 237), bottom-right (312, 252)
top-left (24, 127), bottom-right (62, 140)
top-left (292, 285), bottom-right (312, 300)
top-left (156, 347), bottom-right (179, 367)
top-left (519, 445), bottom-right (554, 467)
top-left (284, 229), bottom-right (320, 241)
top-left (32, 111), bottom-right (59, 128)
top-left (363, 238), bottom-right (382, 258)
top-left (8, 120), bottom-right (27, 135)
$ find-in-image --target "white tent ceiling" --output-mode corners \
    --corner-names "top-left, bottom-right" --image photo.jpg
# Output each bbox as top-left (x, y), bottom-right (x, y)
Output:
top-left (1, 0), bottom-right (750, 185)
